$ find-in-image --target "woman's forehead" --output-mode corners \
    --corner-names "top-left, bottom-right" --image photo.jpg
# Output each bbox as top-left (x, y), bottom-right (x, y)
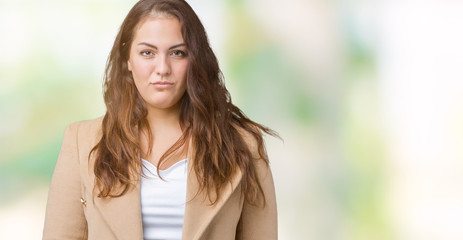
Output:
top-left (132, 17), bottom-right (184, 45)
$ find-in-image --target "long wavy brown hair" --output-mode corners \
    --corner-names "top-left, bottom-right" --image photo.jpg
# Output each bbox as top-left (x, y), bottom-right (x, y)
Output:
top-left (90, 0), bottom-right (277, 205)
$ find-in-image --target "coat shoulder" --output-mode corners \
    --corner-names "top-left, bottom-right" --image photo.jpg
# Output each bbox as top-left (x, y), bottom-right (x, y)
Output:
top-left (64, 116), bottom-right (104, 142)
top-left (231, 123), bottom-right (258, 146)
top-left (231, 123), bottom-right (267, 163)
top-left (67, 116), bottom-right (104, 132)
top-left (63, 116), bottom-right (104, 163)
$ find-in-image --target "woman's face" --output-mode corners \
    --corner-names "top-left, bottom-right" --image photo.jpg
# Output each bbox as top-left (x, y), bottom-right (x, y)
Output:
top-left (128, 16), bottom-right (188, 112)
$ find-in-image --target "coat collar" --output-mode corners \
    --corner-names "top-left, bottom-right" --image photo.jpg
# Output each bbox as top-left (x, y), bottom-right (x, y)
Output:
top-left (90, 142), bottom-right (243, 240)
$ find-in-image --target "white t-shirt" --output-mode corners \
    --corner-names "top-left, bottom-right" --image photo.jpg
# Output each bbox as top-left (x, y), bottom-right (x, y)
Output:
top-left (140, 159), bottom-right (188, 240)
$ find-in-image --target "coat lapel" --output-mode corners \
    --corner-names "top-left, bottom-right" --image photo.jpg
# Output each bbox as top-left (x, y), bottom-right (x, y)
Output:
top-left (182, 153), bottom-right (243, 240)
top-left (93, 180), bottom-right (144, 240)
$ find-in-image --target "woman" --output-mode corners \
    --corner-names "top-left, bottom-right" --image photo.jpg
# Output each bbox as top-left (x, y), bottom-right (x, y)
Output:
top-left (43, 0), bottom-right (278, 239)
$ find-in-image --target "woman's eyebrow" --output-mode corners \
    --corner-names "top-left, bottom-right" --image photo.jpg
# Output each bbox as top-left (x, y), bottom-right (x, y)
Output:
top-left (169, 43), bottom-right (186, 49)
top-left (137, 42), bottom-right (186, 50)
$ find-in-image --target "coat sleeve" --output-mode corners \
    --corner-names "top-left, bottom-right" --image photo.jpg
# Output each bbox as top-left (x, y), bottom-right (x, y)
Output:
top-left (236, 159), bottom-right (278, 240)
top-left (43, 123), bottom-right (88, 239)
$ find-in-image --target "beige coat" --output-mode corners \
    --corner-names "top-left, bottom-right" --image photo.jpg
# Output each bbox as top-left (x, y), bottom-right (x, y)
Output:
top-left (42, 117), bottom-right (277, 240)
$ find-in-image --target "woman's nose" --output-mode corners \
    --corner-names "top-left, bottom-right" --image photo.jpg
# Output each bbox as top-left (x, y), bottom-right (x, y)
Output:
top-left (156, 55), bottom-right (171, 76)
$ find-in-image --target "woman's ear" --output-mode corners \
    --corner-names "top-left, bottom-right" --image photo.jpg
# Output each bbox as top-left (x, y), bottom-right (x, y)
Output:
top-left (128, 60), bottom-right (132, 71)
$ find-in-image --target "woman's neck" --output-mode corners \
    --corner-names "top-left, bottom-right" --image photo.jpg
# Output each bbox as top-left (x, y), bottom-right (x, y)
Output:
top-left (145, 104), bottom-right (181, 133)
top-left (141, 104), bottom-right (186, 167)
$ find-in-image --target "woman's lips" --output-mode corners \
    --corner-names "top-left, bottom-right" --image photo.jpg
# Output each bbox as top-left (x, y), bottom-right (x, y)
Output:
top-left (151, 81), bottom-right (174, 89)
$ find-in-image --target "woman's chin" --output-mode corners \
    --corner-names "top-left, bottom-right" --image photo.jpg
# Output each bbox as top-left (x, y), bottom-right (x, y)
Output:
top-left (145, 100), bottom-right (180, 111)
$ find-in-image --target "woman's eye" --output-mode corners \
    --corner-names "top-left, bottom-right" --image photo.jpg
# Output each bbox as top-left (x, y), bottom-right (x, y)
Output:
top-left (171, 50), bottom-right (187, 57)
top-left (140, 51), bottom-right (153, 56)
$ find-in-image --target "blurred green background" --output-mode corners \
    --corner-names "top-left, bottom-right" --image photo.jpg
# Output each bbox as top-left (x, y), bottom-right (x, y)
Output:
top-left (1, 0), bottom-right (463, 239)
